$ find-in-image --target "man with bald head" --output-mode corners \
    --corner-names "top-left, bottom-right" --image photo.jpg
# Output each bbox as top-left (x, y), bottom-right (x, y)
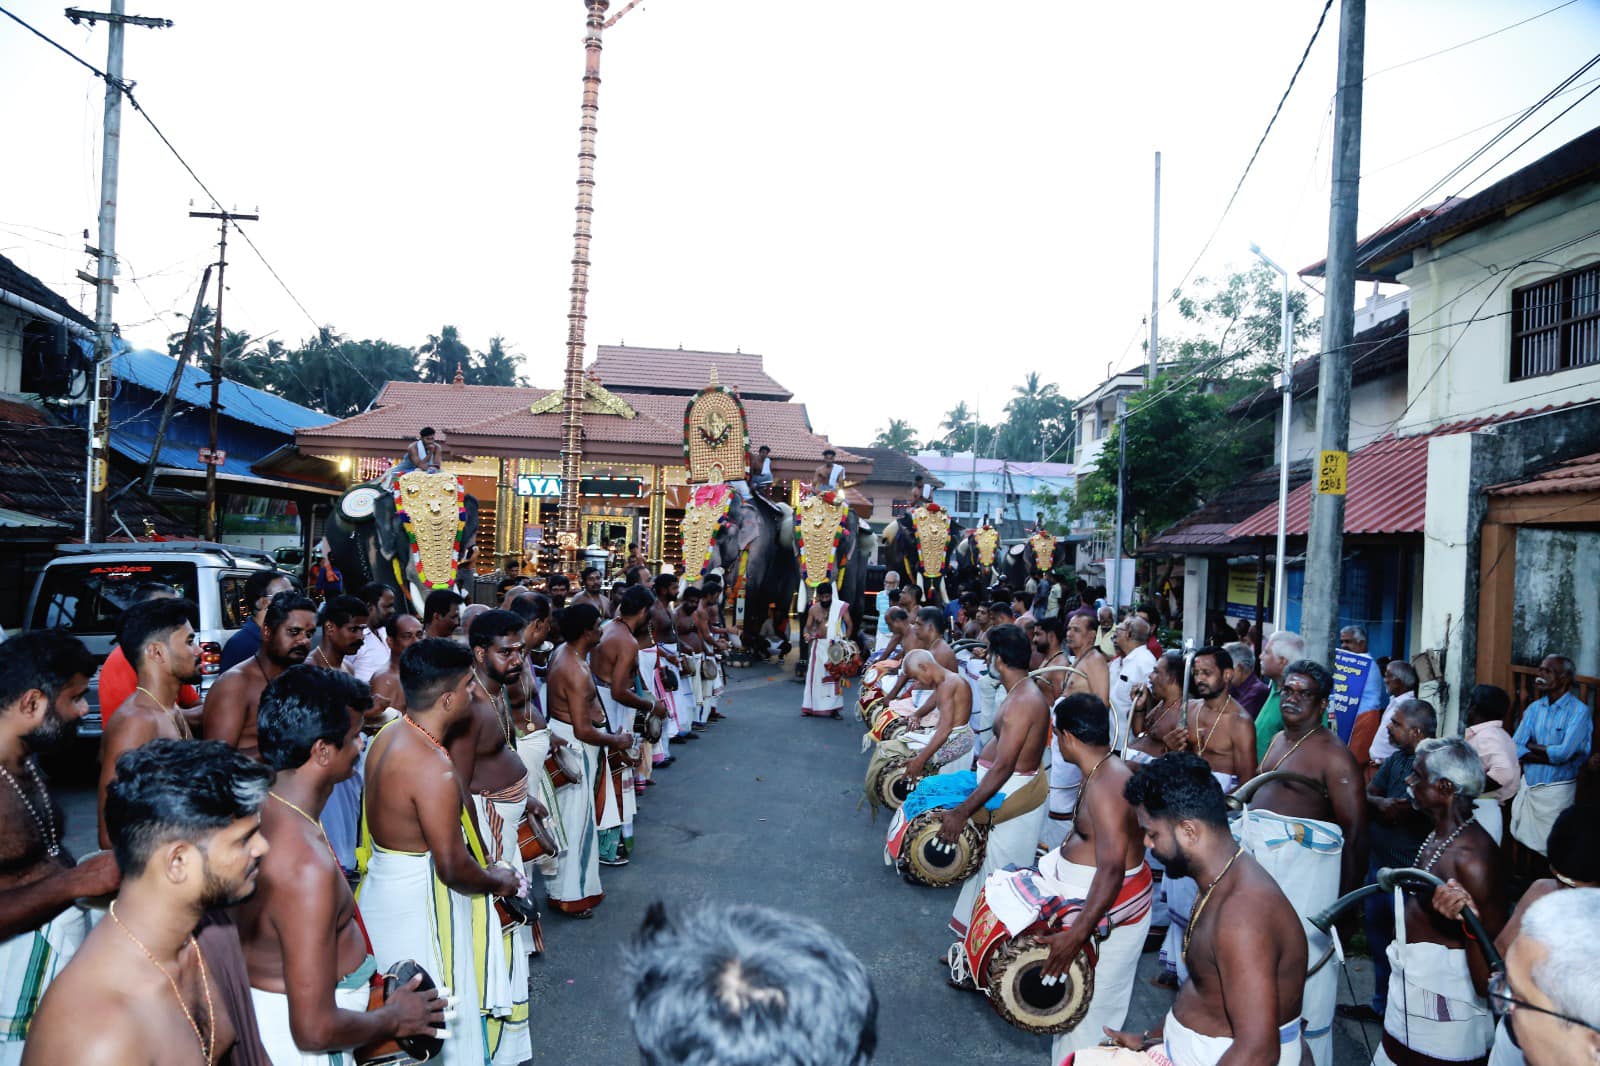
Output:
top-left (898, 649), bottom-right (975, 782)
top-left (1512, 653), bottom-right (1592, 857)
top-left (1110, 616), bottom-right (1158, 747)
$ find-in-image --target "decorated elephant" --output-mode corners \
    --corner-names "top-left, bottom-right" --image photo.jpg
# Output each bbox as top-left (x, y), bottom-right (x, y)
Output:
top-left (323, 473), bottom-right (480, 614)
top-left (879, 506), bottom-right (962, 602)
top-left (794, 494), bottom-right (876, 654)
top-left (997, 528), bottom-right (1070, 593)
top-left (949, 521), bottom-right (1004, 593)
top-left (686, 488), bottom-right (799, 659)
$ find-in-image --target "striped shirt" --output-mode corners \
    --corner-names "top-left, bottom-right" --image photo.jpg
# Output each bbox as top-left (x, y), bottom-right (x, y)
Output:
top-left (1513, 690), bottom-right (1592, 786)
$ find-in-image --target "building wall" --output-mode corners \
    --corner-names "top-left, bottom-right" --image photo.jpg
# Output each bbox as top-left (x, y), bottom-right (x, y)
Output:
top-left (1399, 185), bottom-right (1600, 431)
top-left (0, 308), bottom-right (24, 394)
top-left (1278, 372), bottom-right (1408, 464)
top-left (1513, 527), bottom-right (1600, 678)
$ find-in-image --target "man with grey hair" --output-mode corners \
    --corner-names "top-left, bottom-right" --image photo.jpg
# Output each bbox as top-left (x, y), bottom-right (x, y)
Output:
top-left (1502, 888), bottom-right (1600, 1066)
top-left (1108, 617), bottom-right (1157, 751)
top-left (628, 901), bottom-right (877, 1066)
top-left (1225, 639), bottom-right (1270, 716)
top-left (1372, 737), bottom-right (1507, 1065)
top-left (1334, 624), bottom-right (1384, 744)
top-left (1254, 629), bottom-right (1306, 755)
top-left (1364, 659), bottom-right (1421, 772)
top-left (1342, 698), bottom-right (1436, 1024)
top-left (1094, 605), bottom-right (1117, 659)
top-left (1512, 653), bottom-right (1592, 857)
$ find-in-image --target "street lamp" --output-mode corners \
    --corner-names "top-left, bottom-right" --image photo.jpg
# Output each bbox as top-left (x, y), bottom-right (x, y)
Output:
top-left (1250, 242), bottom-right (1295, 633)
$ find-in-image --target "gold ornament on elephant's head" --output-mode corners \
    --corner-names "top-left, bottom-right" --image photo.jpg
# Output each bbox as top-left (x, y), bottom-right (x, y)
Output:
top-left (973, 525), bottom-right (1000, 568)
top-left (684, 370), bottom-right (750, 485)
top-left (679, 484), bottom-right (733, 579)
top-left (1028, 528), bottom-right (1055, 573)
top-left (910, 506), bottom-right (951, 579)
top-left (394, 471), bottom-right (464, 590)
top-left (796, 493), bottom-right (848, 588)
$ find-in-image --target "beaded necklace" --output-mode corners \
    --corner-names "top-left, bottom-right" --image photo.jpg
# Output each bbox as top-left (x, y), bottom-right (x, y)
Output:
top-left (1415, 814), bottom-right (1476, 872)
top-left (0, 756), bottom-right (59, 858)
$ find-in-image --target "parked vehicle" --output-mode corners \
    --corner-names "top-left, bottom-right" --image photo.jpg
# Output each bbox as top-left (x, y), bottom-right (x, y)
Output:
top-left (25, 541), bottom-right (281, 738)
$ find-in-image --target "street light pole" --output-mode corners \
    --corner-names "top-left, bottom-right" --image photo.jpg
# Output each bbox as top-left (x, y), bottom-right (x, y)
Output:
top-left (1251, 243), bottom-right (1294, 632)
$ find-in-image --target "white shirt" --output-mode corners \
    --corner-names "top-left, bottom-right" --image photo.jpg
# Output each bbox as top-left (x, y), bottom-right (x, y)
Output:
top-left (346, 626), bottom-right (390, 683)
top-left (1368, 692), bottom-right (1406, 763)
top-left (1108, 645), bottom-right (1157, 749)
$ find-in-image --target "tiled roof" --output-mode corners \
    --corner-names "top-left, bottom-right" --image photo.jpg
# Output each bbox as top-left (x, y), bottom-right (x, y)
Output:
top-left (840, 446), bottom-right (938, 486)
top-left (1228, 412), bottom-right (1536, 538)
top-left (0, 399), bottom-right (179, 539)
top-left (1141, 461), bottom-right (1314, 555)
top-left (1361, 124), bottom-right (1600, 280)
top-left (0, 252), bottom-right (93, 329)
top-left (589, 345), bottom-right (793, 401)
top-left (1488, 451), bottom-right (1600, 497)
top-left (1229, 312), bottom-right (1410, 417)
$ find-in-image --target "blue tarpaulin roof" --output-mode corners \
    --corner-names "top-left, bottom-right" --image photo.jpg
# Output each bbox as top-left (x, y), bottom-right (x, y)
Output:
top-left (82, 337), bottom-right (334, 433)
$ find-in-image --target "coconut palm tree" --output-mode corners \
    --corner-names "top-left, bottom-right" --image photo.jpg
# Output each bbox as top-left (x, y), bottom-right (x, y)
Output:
top-left (872, 418), bottom-right (920, 452)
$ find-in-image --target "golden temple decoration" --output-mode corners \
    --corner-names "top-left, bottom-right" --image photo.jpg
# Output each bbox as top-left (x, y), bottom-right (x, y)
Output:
top-left (684, 369), bottom-right (750, 485)
top-left (910, 506), bottom-right (951, 579)
top-left (796, 493), bottom-right (849, 588)
top-left (394, 471), bottom-right (467, 590)
top-left (973, 525), bottom-right (1001, 568)
top-left (1028, 528), bottom-right (1056, 573)
top-left (528, 377), bottom-right (638, 419)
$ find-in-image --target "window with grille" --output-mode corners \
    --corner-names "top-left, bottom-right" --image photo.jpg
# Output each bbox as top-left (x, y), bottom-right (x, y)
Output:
top-left (1511, 264), bottom-right (1600, 381)
top-left (955, 490), bottom-right (979, 513)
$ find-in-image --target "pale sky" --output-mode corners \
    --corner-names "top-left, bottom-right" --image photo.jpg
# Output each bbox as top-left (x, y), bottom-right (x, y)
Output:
top-left (4, 0), bottom-right (1598, 450)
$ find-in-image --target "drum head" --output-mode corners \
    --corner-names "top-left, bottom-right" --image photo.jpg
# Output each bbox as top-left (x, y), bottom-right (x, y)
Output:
top-left (985, 934), bottom-right (1097, 1035)
top-left (555, 745), bottom-right (583, 782)
top-left (870, 756), bottom-right (913, 811)
top-left (386, 960), bottom-right (444, 1062)
top-left (897, 810), bottom-right (984, 888)
top-left (339, 484), bottom-right (384, 523)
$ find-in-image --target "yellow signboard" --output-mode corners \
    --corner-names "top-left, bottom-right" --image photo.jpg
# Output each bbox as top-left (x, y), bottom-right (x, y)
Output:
top-left (1317, 450), bottom-right (1348, 496)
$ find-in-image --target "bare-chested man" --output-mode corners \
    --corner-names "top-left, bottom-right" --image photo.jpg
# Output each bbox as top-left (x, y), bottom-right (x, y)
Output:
top-left (451, 608), bottom-right (542, 1062)
top-left (898, 649), bottom-right (974, 781)
top-left (1231, 658), bottom-right (1366, 1066)
top-left (644, 574), bottom-right (687, 759)
top-left (0, 631), bottom-right (121, 1062)
top-left (1108, 752), bottom-right (1307, 1065)
top-left (941, 625), bottom-right (1052, 938)
top-left (696, 578), bottom-right (731, 723)
top-left (1374, 738), bottom-right (1505, 1066)
top-left (545, 604), bottom-right (633, 913)
top-left (882, 606), bottom-right (958, 706)
top-left (1163, 645), bottom-right (1256, 790)
top-left (311, 595), bottom-right (367, 676)
top-left (204, 591), bottom-right (315, 760)
top-left (1126, 649), bottom-right (1186, 765)
top-left (1046, 612), bottom-right (1114, 847)
top-left (593, 590), bottom-right (663, 863)
top-left (239, 665), bottom-right (442, 1065)
top-left (675, 586), bottom-right (710, 731)
top-left (359, 638), bottom-right (521, 1066)
top-left (98, 598), bottom-right (204, 848)
top-left (570, 567), bottom-right (606, 612)
top-left (800, 583), bottom-right (851, 719)
top-left (25, 739), bottom-right (270, 1065)
top-left (1034, 693), bottom-right (1155, 1062)
top-left (368, 613), bottom-right (423, 722)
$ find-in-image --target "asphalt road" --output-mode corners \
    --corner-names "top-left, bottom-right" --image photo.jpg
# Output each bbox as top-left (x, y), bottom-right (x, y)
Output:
top-left (47, 665), bottom-right (1384, 1064)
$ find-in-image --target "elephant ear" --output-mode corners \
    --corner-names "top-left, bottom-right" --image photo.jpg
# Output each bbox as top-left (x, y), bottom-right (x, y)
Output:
top-left (373, 492), bottom-right (402, 561)
top-left (461, 494), bottom-right (480, 546)
top-left (734, 502), bottom-right (763, 555)
top-left (857, 525), bottom-right (879, 561)
top-left (774, 502), bottom-right (796, 553)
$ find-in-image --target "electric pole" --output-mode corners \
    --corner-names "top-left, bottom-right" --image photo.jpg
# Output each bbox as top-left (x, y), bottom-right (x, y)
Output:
top-left (1302, 0), bottom-right (1365, 662)
top-left (1148, 150), bottom-right (1161, 382)
top-left (1111, 393), bottom-right (1127, 613)
top-left (72, 2), bottom-right (171, 541)
top-left (190, 208), bottom-right (257, 541)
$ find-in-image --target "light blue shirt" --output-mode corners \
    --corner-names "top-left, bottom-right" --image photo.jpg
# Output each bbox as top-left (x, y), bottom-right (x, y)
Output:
top-left (1513, 690), bottom-right (1592, 786)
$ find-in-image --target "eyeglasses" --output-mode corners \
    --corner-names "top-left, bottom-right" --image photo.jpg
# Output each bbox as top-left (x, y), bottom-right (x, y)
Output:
top-left (1488, 971), bottom-right (1600, 1033)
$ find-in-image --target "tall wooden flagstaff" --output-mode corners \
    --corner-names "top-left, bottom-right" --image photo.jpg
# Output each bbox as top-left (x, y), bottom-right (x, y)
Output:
top-left (556, 0), bottom-right (646, 566)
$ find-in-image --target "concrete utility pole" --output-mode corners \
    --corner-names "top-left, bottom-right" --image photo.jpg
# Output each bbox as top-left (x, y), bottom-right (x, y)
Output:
top-left (72, 2), bottom-right (171, 541)
top-left (1148, 150), bottom-right (1161, 383)
top-left (190, 209), bottom-right (256, 541)
top-left (142, 264), bottom-right (211, 497)
top-left (1302, 0), bottom-right (1366, 662)
top-left (1111, 393), bottom-right (1127, 613)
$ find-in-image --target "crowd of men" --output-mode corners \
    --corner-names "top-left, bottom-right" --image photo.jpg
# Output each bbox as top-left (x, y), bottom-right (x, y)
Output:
top-left (0, 559), bottom-right (796, 1066)
top-left (855, 578), bottom-right (1600, 1066)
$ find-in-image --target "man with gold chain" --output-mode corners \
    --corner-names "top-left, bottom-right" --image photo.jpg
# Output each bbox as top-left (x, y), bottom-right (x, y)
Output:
top-left (592, 590), bottom-right (664, 864)
top-left (97, 599), bottom-right (205, 849)
top-left (0, 632), bottom-right (120, 1064)
top-left (451, 609), bottom-right (544, 1064)
top-left (308, 595), bottom-right (370, 884)
top-left (238, 665), bottom-right (443, 1065)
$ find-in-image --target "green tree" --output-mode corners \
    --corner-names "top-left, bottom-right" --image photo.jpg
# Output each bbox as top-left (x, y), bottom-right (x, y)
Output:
top-left (1030, 483), bottom-right (1075, 528)
top-left (472, 335), bottom-right (527, 387)
top-left (418, 325), bottom-right (471, 384)
top-left (997, 372), bottom-right (1074, 462)
top-left (271, 327), bottom-right (418, 417)
top-left (872, 418), bottom-right (920, 452)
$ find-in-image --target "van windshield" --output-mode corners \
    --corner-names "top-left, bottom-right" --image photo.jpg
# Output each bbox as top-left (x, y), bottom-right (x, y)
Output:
top-left (31, 562), bottom-right (200, 635)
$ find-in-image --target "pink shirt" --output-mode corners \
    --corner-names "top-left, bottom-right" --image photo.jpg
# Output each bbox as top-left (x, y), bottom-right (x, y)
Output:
top-left (1465, 720), bottom-right (1522, 803)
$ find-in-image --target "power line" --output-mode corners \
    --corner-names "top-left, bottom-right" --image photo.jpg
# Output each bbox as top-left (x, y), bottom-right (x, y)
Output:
top-left (1363, 0), bottom-right (1582, 82)
top-left (1167, 0), bottom-right (1337, 302)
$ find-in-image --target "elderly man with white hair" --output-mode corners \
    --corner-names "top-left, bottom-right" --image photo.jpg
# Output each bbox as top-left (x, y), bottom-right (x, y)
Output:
top-left (1500, 889), bottom-right (1600, 1066)
top-left (1371, 737), bottom-right (1508, 1066)
top-left (1254, 629), bottom-right (1306, 755)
